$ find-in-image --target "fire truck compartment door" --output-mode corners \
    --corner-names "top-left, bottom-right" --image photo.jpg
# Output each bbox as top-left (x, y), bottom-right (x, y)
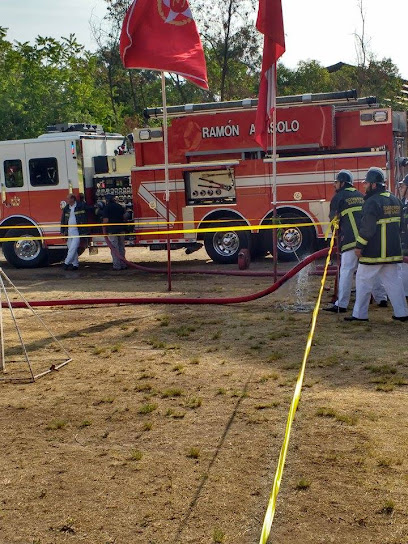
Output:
top-left (24, 141), bottom-right (73, 191)
top-left (0, 142), bottom-right (30, 219)
top-left (24, 141), bottom-right (75, 224)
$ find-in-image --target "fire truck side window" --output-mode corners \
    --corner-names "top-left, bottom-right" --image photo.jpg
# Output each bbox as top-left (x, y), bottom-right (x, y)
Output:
top-left (29, 157), bottom-right (59, 186)
top-left (4, 159), bottom-right (24, 188)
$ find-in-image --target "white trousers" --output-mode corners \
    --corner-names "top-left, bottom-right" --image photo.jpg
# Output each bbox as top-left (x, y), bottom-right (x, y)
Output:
top-left (336, 250), bottom-right (387, 308)
top-left (352, 263), bottom-right (408, 319)
top-left (65, 229), bottom-right (80, 266)
top-left (402, 262), bottom-right (408, 297)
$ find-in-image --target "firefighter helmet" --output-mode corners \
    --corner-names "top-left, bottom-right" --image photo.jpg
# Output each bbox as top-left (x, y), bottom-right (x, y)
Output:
top-left (336, 169), bottom-right (354, 186)
top-left (365, 167), bottom-right (386, 187)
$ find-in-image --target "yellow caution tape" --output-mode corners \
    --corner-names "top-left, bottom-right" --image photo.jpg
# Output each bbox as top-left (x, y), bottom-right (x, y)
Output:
top-left (0, 217), bottom-right (329, 230)
top-left (0, 221), bottom-right (331, 243)
top-left (259, 222), bottom-right (338, 544)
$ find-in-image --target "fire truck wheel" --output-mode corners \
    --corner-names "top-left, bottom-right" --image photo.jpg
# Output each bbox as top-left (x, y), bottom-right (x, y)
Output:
top-left (204, 223), bottom-right (250, 264)
top-left (276, 214), bottom-right (315, 261)
top-left (262, 213), bottom-right (315, 261)
top-left (2, 228), bottom-right (48, 268)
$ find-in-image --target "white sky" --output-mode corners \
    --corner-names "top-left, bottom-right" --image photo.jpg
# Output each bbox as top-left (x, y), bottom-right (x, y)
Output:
top-left (1, 0), bottom-right (408, 78)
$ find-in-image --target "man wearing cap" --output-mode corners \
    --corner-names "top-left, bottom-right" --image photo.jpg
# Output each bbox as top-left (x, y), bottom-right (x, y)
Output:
top-left (102, 194), bottom-right (128, 270)
top-left (60, 194), bottom-right (88, 271)
top-left (324, 170), bottom-right (387, 312)
top-left (345, 167), bottom-right (408, 322)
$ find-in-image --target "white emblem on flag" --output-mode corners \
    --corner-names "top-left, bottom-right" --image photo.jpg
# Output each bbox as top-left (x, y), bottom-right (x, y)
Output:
top-left (158, 0), bottom-right (192, 25)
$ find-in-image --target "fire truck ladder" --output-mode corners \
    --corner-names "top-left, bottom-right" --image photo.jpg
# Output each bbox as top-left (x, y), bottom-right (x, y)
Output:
top-left (143, 89), bottom-right (378, 118)
top-left (0, 268), bottom-right (71, 383)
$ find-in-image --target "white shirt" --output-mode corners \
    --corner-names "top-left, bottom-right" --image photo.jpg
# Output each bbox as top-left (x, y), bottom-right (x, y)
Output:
top-left (68, 203), bottom-right (79, 236)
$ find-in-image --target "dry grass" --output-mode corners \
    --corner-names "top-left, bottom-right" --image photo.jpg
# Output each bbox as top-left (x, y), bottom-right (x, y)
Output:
top-left (0, 250), bottom-right (407, 544)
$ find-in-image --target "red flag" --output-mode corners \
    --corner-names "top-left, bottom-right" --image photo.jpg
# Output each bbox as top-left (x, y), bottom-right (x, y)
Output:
top-left (254, 0), bottom-right (285, 150)
top-left (120, 0), bottom-right (208, 90)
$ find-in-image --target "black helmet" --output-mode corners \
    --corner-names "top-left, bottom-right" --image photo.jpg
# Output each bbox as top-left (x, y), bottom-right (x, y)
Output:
top-left (336, 169), bottom-right (354, 186)
top-left (401, 174), bottom-right (408, 187)
top-left (365, 167), bottom-right (386, 186)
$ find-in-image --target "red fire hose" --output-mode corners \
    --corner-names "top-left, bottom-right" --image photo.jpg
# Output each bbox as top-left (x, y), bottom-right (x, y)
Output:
top-left (7, 248), bottom-right (330, 308)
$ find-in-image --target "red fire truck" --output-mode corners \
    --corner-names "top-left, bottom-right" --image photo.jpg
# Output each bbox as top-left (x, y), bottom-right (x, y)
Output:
top-left (0, 90), bottom-right (406, 267)
top-left (130, 89), bottom-right (407, 263)
top-left (0, 124), bottom-right (127, 267)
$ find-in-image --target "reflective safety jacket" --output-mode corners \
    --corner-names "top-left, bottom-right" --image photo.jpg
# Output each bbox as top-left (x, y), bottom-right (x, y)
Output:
top-left (355, 189), bottom-right (403, 264)
top-left (60, 201), bottom-right (89, 236)
top-left (329, 186), bottom-right (364, 252)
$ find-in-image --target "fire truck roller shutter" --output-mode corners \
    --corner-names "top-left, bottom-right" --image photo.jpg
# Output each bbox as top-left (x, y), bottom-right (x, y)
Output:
top-left (201, 215), bottom-right (251, 265)
top-left (2, 227), bottom-right (48, 268)
top-left (261, 209), bottom-right (316, 262)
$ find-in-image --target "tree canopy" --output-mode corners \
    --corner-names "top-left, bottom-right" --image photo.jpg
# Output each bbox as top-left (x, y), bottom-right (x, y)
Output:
top-left (0, 2), bottom-right (405, 142)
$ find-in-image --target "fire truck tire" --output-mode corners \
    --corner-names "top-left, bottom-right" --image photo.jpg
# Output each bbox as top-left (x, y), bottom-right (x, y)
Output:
top-left (204, 222), bottom-right (251, 264)
top-left (47, 249), bottom-right (67, 264)
top-left (276, 213), bottom-right (315, 261)
top-left (2, 228), bottom-right (48, 268)
top-left (262, 213), bottom-right (316, 262)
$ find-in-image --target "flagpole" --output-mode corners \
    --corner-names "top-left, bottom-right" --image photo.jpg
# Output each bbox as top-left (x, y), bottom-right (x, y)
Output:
top-left (272, 65), bottom-right (278, 284)
top-left (161, 71), bottom-right (172, 292)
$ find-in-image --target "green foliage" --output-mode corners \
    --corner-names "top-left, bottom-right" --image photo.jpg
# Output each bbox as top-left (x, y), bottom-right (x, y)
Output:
top-left (0, 3), bottom-right (405, 143)
top-left (0, 30), bottom-right (115, 140)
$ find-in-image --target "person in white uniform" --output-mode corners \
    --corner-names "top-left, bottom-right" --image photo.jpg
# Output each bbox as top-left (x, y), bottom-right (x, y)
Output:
top-left (324, 170), bottom-right (387, 313)
top-left (345, 168), bottom-right (408, 322)
top-left (60, 194), bottom-right (88, 271)
top-left (398, 175), bottom-right (408, 297)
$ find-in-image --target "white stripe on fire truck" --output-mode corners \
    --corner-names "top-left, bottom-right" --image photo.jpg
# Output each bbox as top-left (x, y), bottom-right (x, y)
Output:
top-left (138, 185), bottom-right (176, 224)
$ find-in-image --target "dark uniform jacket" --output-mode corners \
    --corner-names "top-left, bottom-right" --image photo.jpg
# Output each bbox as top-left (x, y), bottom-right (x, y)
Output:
top-left (401, 197), bottom-right (408, 253)
top-left (60, 202), bottom-right (89, 236)
top-left (355, 188), bottom-right (403, 264)
top-left (102, 201), bottom-right (126, 234)
top-left (329, 186), bottom-right (364, 252)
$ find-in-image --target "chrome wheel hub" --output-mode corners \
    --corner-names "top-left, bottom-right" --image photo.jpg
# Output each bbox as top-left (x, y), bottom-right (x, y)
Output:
top-left (278, 227), bottom-right (302, 253)
top-left (14, 238), bottom-right (42, 261)
top-left (213, 231), bottom-right (240, 257)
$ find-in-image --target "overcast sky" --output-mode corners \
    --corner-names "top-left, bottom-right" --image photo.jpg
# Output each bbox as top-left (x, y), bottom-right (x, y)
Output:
top-left (2, 0), bottom-right (408, 78)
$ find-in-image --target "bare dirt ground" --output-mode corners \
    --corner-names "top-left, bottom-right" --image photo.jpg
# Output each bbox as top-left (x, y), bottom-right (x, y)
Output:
top-left (0, 247), bottom-right (407, 544)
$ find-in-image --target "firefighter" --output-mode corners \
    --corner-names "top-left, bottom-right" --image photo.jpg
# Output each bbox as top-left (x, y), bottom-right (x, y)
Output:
top-left (60, 194), bottom-right (88, 271)
top-left (102, 194), bottom-right (128, 270)
top-left (324, 169), bottom-right (385, 312)
top-left (345, 167), bottom-right (408, 322)
top-left (398, 174), bottom-right (408, 296)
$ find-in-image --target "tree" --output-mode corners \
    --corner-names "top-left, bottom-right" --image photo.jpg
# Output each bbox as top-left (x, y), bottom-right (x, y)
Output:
top-left (193, 0), bottom-right (260, 100)
top-left (0, 29), bottom-right (114, 140)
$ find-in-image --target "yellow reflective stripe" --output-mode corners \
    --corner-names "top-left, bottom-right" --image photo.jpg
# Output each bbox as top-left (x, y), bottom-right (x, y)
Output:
top-left (340, 206), bottom-right (361, 243)
top-left (341, 241), bottom-right (356, 251)
top-left (380, 192), bottom-right (390, 197)
top-left (376, 217), bottom-right (401, 225)
top-left (360, 256), bottom-right (403, 263)
top-left (357, 236), bottom-right (368, 246)
top-left (345, 187), bottom-right (356, 192)
top-left (348, 212), bottom-right (359, 240)
top-left (340, 206), bottom-right (362, 217)
top-left (381, 222), bottom-right (386, 259)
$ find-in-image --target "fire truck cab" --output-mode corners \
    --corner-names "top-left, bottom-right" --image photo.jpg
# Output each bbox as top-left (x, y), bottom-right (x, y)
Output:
top-left (132, 89), bottom-right (407, 263)
top-left (0, 124), bottom-right (125, 267)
